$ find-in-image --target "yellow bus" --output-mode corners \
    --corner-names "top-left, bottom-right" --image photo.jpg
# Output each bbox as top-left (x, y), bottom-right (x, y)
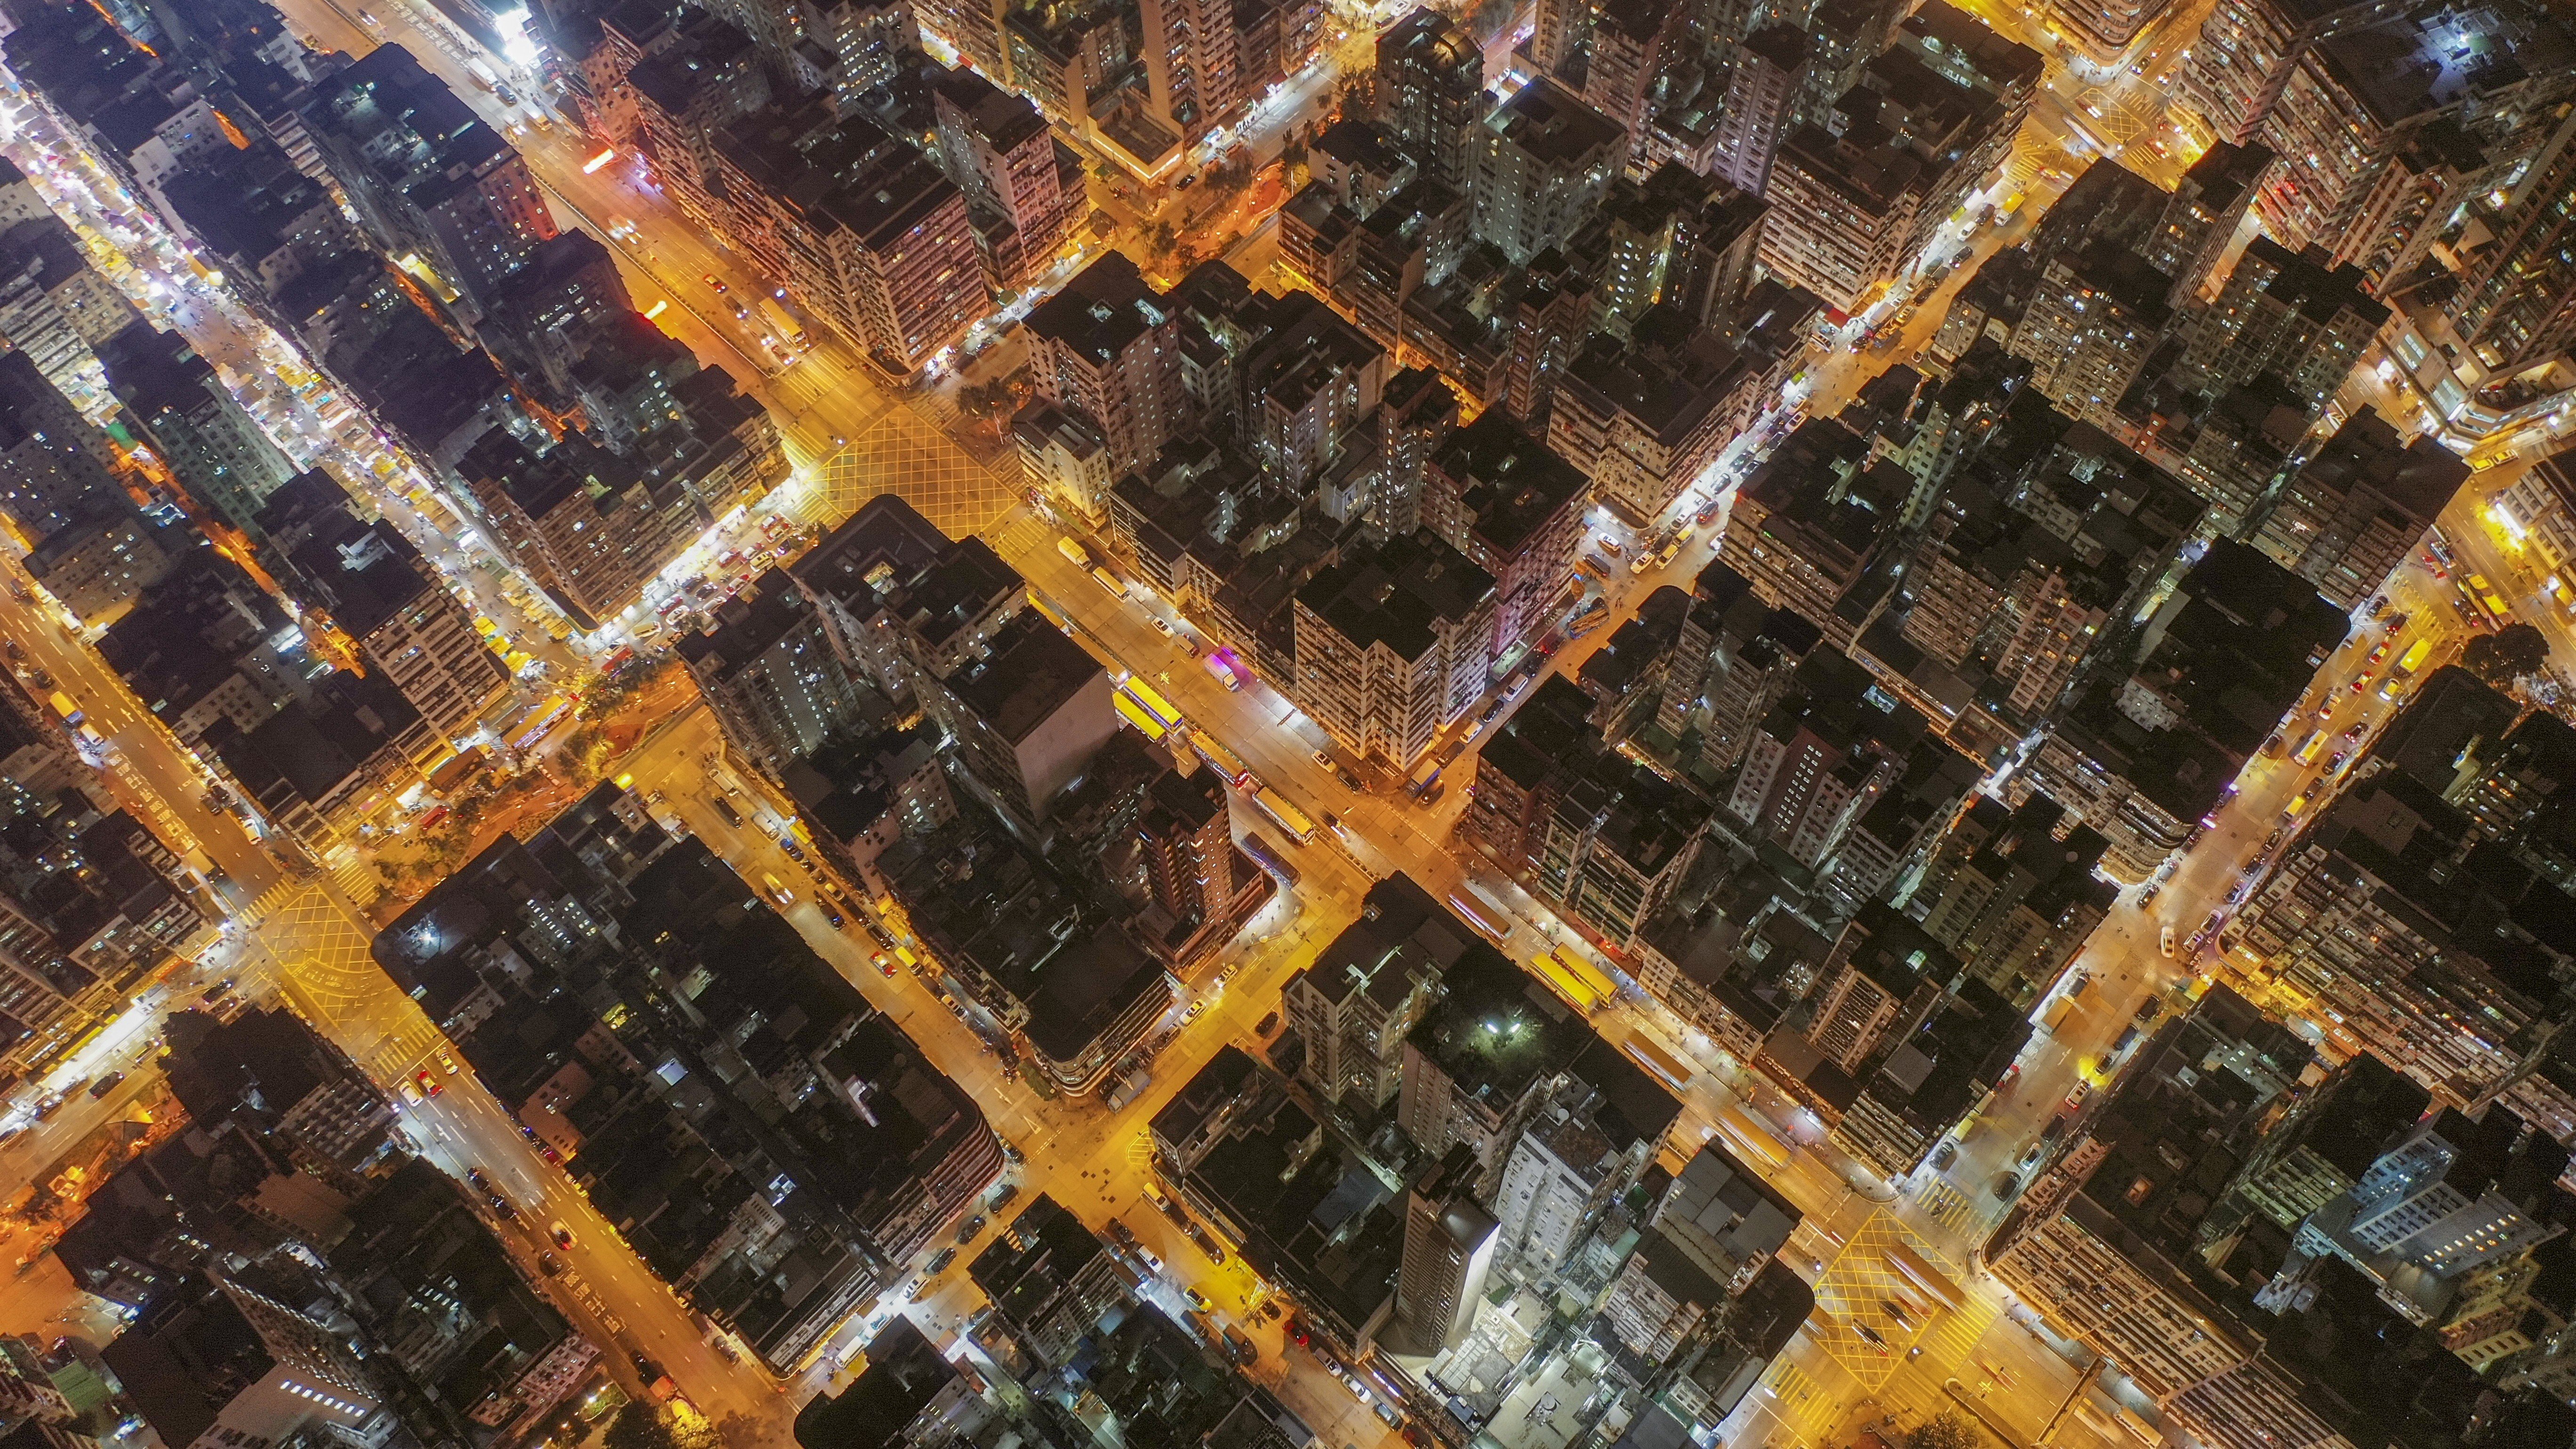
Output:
top-left (1530, 953), bottom-right (1603, 1014)
top-left (1624, 1035), bottom-right (1690, 1093)
top-left (1881, 1240), bottom-right (1964, 1312)
top-left (1190, 730), bottom-right (1255, 788)
top-left (1715, 1105), bottom-right (1789, 1173)
top-left (1114, 691), bottom-right (1170, 741)
top-left (1121, 678), bottom-right (1183, 732)
top-left (1561, 950), bottom-right (1619, 1006)
top-left (1253, 787), bottom-right (1317, 843)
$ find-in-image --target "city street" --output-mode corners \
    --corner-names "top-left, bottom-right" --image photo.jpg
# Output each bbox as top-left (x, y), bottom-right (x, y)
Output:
top-left (0, 1), bottom-right (2557, 1447)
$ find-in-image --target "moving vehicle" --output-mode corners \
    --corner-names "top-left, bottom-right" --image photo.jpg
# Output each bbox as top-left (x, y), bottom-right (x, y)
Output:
top-left (1253, 787), bottom-right (1317, 844)
top-left (1058, 537), bottom-right (1093, 570)
top-left (1447, 892), bottom-right (1509, 945)
top-left (761, 873), bottom-right (795, 909)
top-left (1090, 566), bottom-right (1127, 599)
top-left (2291, 728), bottom-right (2327, 766)
top-left (1240, 832), bottom-right (1300, 885)
top-left (2039, 995), bottom-right (2079, 1034)
top-left (710, 796), bottom-right (743, 827)
top-left (2380, 637), bottom-right (2433, 700)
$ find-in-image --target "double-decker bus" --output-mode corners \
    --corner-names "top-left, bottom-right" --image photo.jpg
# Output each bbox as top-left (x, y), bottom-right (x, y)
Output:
top-left (1253, 787), bottom-right (1317, 843)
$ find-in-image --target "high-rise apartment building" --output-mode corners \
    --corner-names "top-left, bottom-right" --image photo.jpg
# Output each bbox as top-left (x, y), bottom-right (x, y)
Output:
top-left (679, 570), bottom-right (870, 774)
top-left (99, 323), bottom-right (299, 532)
top-left (2144, 141), bottom-right (2276, 306)
top-left (1471, 78), bottom-right (1626, 265)
top-left (1530, 0), bottom-right (1594, 82)
top-left (2249, 411), bottom-right (2464, 609)
top-left (1492, 1071), bottom-right (1674, 1274)
top-left (1583, 2), bottom-right (1684, 169)
top-left (304, 46), bottom-right (556, 315)
top-left (1546, 317), bottom-right (1779, 524)
top-left (1281, 874), bottom-right (1455, 1108)
top-left (2184, 237), bottom-right (2385, 410)
top-left (2040, 0), bottom-right (2173, 65)
top-left (1906, 797), bottom-right (2115, 1001)
top-left (1709, 25), bottom-right (1806, 196)
top-left (1138, 0), bottom-right (1240, 141)
top-left (1393, 1145), bottom-right (1498, 1352)
top-left (455, 432), bottom-right (704, 630)
top-left (1026, 252), bottom-right (1193, 475)
top-left (255, 474), bottom-right (507, 744)
top-left (1290, 532), bottom-right (1495, 769)
top-left (2447, 127), bottom-right (2576, 373)
top-left (966, 1195), bottom-right (1134, 1369)
top-left (0, 217), bottom-right (120, 413)
top-left (1419, 411), bottom-right (1590, 651)
top-left (0, 352), bottom-right (125, 549)
top-left (921, 611), bottom-right (1118, 834)
top-left (2021, 539), bottom-right (2346, 877)
top-left (1756, 125), bottom-right (1922, 313)
top-left (1727, 653), bottom-right (1918, 870)
top-left (2235, 772), bottom-right (2569, 1122)
top-left (2202, 1054), bottom-right (2429, 1248)
top-left (714, 105), bottom-right (985, 375)
top-left (1134, 769), bottom-right (1266, 966)
top-left (1716, 420), bottom-right (1893, 650)
top-left (2009, 240), bottom-right (2173, 429)
top-left (933, 67), bottom-right (1082, 290)
top-left (2185, 0), bottom-right (2566, 252)
top-left (628, 14), bottom-right (773, 230)
top-left (1377, 8), bottom-right (1483, 195)
top-left (1801, 902), bottom-right (1956, 1072)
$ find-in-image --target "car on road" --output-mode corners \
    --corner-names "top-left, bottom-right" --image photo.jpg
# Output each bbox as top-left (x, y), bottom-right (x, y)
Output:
top-left (1311, 750), bottom-right (1334, 770)
top-left (489, 1194), bottom-right (518, 1221)
top-left (550, 1222), bottom-right (575, 1249)
top-left (989, 1183), bottom-right (1019, 1210)
top-left (702, 274), bottom-right (726, 292)
top-left (2018, 1142), bottom-right (2047, 1170)
top-left (1186, 1221), bottom-right (1227, 1263)
top-left (2159, 925), bottom-right (2175, 957)
top-left (1183, 1287), bottom-right (1215, 1312)
top-left (468, 1167), bottom-right (491, 1191)
top-left (2064, 1082), bottom-right (2092, 1113)
top-left (537, 1251), bottom-right (562, 1276)
top-left (926, 1247), bottom-right (958, 1274)
top-left (1994, 1171), bottom-right (2021, 1199)
top-left (1931, 1141), bottom-right (1958, 1171)
top-left (436, 1050), bottom-right (459, 1075)
top-left (957, 1215), bottom-right (986, 1244)
top-left (1151, 617), bottom-right (1174, 637)
top-left (87, 1072), bottom-right (122, 1098)
top-left (415, 1069), bottom-right (442, 1098)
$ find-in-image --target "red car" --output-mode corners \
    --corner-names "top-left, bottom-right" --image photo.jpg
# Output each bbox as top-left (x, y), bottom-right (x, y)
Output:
top-left (415, 1069), bottom-right (441, 1098)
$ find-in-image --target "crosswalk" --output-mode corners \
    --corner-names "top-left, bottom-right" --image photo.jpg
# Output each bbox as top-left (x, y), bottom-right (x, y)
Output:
top-left (1912, 1177), bottom-right (1988, 1238)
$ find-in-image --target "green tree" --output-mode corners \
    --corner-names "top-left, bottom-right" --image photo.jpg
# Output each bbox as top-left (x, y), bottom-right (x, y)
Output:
top-left (602, 1403), bottom-right (676, 1449)
top-left (2463, 622), bottom-right (2550, 687)
top-left (1905, 1412), bottom-right (1980, 1449)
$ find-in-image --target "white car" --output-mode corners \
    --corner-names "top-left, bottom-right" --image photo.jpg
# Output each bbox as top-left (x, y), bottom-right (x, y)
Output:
top-left (2159, 925), bottom-right (2176, 957)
